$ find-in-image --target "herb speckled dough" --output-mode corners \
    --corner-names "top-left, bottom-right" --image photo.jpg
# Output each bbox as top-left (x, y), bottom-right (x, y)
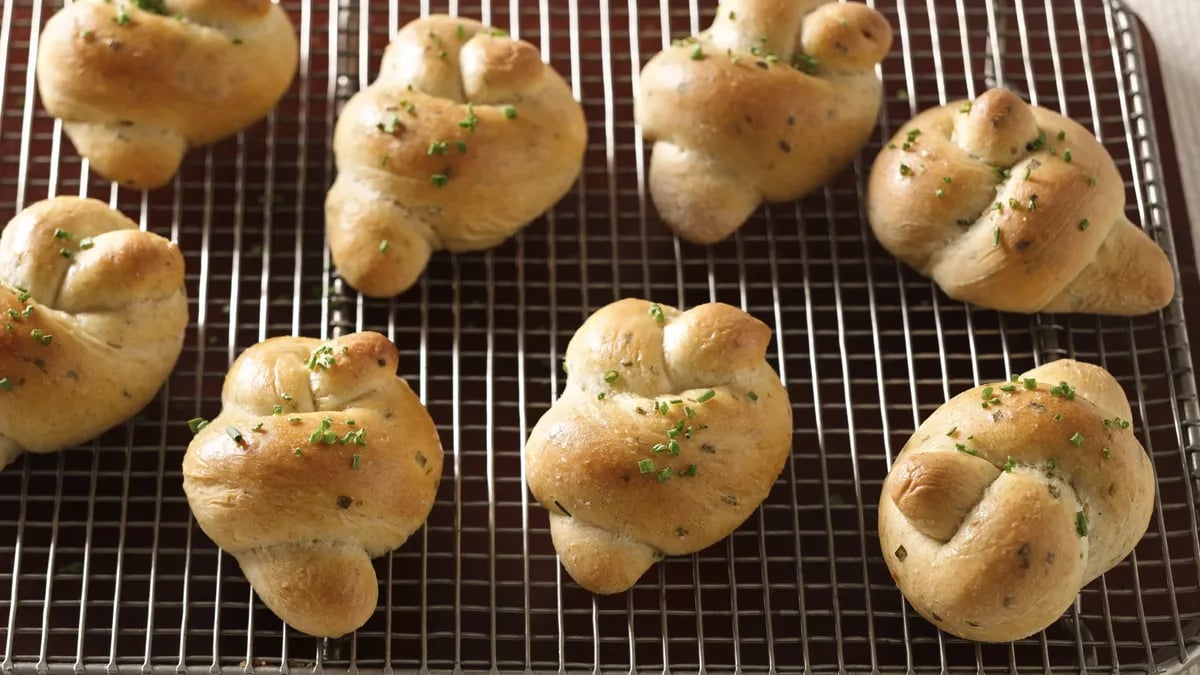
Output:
top-left (878, 359), bottom-right (1156, 642)
top-left (182, 332), bottom-right (444, 638)
top-left (0, 197), bottom-right (188, 469)
top-left (637, 0), bottom-right (892, 243)
top-left (325, 15), bottom-right (587, 298)
top-left (866, 88), bottom-right (1174, 315)
top-left (525, 299), bottom-right (793, 595)
top-left (36, 0), bottom-right (298, 190)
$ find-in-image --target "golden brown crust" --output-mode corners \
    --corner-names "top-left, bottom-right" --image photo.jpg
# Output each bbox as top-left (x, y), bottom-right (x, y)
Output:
top-left (866, 88), bottom-right (1175, 315)
top-left (878, 359), bottom-right (1156, 642)
top-left (0, 197), bottom-right (187, 467)
top-left (326, 15), bottom-right (587, 298)
top-left (182, 331), bottom-right (443, 638)
top-left (36, 0), bottom-right (298, 189)
top-left (525, 299), bottom-right (793, 594)
top-left (636, 1), bottom-right (892, 243)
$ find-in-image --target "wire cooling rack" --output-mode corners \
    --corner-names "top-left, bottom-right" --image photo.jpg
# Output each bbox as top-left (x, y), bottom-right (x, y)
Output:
top-left (1, 0), bottom-right (1198, 672)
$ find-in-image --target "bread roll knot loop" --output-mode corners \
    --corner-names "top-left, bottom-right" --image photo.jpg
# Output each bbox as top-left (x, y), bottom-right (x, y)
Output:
top-left (867, 88), bottom-right (1174, 315)
top-left (525, 299), bottom-right (793, 594)
top-left (182, 331), bottom-right (444, 637)
top-left (36, 0), bottom-right (298, 189)
top-left (878, 359), bottom-right (1155, 642)
top-left (636, 0), bottom-right (892, 243)
top-left (326, 15), bottom-right (587, 298)
top-left (0, 197), bottom-right (187, 469)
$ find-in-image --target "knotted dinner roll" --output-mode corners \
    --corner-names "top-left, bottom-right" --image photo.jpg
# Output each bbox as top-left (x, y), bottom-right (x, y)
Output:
top-left (36, 0), bottom-right (298, 189)
top-left (326, 15), bottom-right (587, 298)
top-left (0, 197), bottom-right (187, 469)
top-left (525, 299), bottom-right (792, 594)
top-left (879, 359), bottom-right (1155, 642)
top-left (636, 0), bottom-right (892, 243)
top-left (867, 88), bottom-right (1174, 315)
top-left (182, 331), bottom-right (443, 637)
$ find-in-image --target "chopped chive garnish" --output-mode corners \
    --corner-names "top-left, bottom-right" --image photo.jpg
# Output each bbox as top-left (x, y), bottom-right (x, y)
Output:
top-left (696, 389), bottom-right (716, 403)
top-left (638, 459), bottom-right (655, 473)
top-left (993, 227), bottom-right (1001, 247)
top-left (597, 392), bottom-right (606, 400)
top-left (935, 189), bottom-right (945, 199)
top-left (1000, 384), bottom-right (1016, 392)
top-left (1046, 458), bottom-right (1057, 470)
top-left (603, 370), bottom-right (619, 383)
top-left (1053, 413), bottom-right (1063, 422)
top-left (981, 386), bottom-right (994, 400)
top-left (459, 103), bottom-right (479, 130)
top-left (0, 378), bottom-right (11, 392)
top-left (955, 443), bottom-right (976, 456)
top-left (1102, 447), bottom-right (1111, 460)
top-left (1075, 511), bottom-right (1088, 537)
top-left (1063, 149), bottom-right (1072, 163)
top-left (288, 416), bottom-right (301, 423)
top-left (1057, 130), bottom-right (1067, 141)
top-left (652, 443), bottom-right (667, 454)
top-left (667, 440), bottom-right (680, 455)
top-left (226, 426), bottom-right (244, 443)
top-left (187, 418), bottom-right (208, 433)
top-left (690, 44), bottom-right (704, 60)
top-left (649, 303), bottom-right (665, 323)
top-left (251, 423), bottom-right (264, 432)
top-left (898, 164), bottom-right (912, 176)
top-left (503, 106), bottom-right (517, 120)
top-left (1079, 219), bottom-right (1090, 231)
top-left (657, 466), bottom-right (674, 482)
top-left (946, 426), bottom-right (957, 436)
top-left (1023, 377), bottom-right (1037, 390)
top-left (30, 329), bottom-right (51, 345)
top-left (1003, 456), bottom-right (1016, 472)
top-left (1069, 432), bottom-right (1085, 447)
top-left (379, 239), bottom-right (390, 253)
top-left (271, 404), bottom-right (283, 415)
top-left (746, 391), bottom-right (758, 401)
top-left (352, 454), bottom-right (362, 469)
top-left (430, 173), bottom-right (449, 187)
top-left (942, 176), bottom-right (952, 184)
top-left (293, 448), bottom-right (303, 457)
top-left (684, 406), bottom-right (696, 417)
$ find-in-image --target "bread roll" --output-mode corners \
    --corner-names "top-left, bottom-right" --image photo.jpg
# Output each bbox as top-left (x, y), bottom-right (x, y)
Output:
top-left (0, 197), bottom-right (187, 469)
top-left (182, 331), bottom-right (443, 637)
top-left (326, 15), bottom-right (587, 298)
top-left (525, 299), bottom-right (793, 594)
top-left (878, 359), bottom-right (1156, 642)
top-left (867, 88), bottom-right (1174, 315)
top-left (637, 0), bottom-right (892, 243)
top-left (36, 0), bottom-right (298, 189)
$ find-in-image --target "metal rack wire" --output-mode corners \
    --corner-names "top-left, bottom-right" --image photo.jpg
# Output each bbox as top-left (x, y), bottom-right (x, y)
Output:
top-left (0, 0), bottom-right (1198, 672)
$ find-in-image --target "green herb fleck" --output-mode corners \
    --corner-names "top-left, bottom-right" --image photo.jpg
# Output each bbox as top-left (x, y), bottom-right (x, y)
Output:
top-left (1004, 456), bottom-right (1016, 472)
top-left (352, 454), bottom-right (362, 470)
top-left (1069, 432), bottom-right (1085, 447)
top-left (649, 303), bottom-right (665, 323)
top-left (955, 443), bottom-right (976, 456)
top-left (690, 44), bottom-right (704, 60)
top-left (272, 405), bottom-right (283, 415)
top-left (696, 389), bottom-right (716, 403)
top-left (603, 370), bottom-right (619, 383)
top-left (1102, 447), bottom-right (1111, 460)
top-left (226, 426), bottom-right (244, 443)
top-left (30, 329), bottom-right (51, 345)
top-left (379, 240), bottom-right (390, 253)
top-left (459, 103), bottom-right (479, 131)
top-left (657, 466), bottom-right (674, 482)
top-left (1079, 219), bottom-right (1090, 231)
top-left (1023, 378), bottom-right (1037, 390)
top-left (638, 458), bottom-right (655, 473)
top-left (899, 164), bottom-right (912, 177)
top-left (746, 391), bottom-right (758, 401)
top-left (430, 173), bottom-right (449, 187)
top-left (1075, 511), bottom-right (1088, 537)
top-left (1063, 149), bottom-right (1072, 163)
